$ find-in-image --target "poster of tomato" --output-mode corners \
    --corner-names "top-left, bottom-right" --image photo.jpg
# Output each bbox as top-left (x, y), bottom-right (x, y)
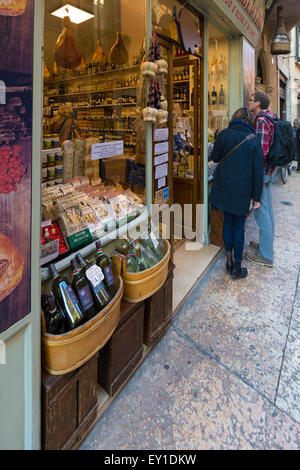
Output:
top-left (0, 0), bottom-right (33, 333)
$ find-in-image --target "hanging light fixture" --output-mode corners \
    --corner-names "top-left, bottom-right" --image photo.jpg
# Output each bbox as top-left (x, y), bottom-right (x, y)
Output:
top-left (51, 4), bottom-right (95, 24)
top-left (271, 5), bottom-right (291, 55)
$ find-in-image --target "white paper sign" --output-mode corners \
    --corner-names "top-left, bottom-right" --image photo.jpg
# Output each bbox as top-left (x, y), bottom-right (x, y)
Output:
top-left (154, 153), bottom-right (169, 166)
top-left (157, 177), bottom-right (166, 189)
top-left (92, 141), bottom-right (124, 160)
top-left (155, 163), bottom-right (168, 180)
top-left (86, 264), bottom-right (104, 288)
top-left (154, 141), bottom-right (169, 156)
top-left (154, 128), bottom-right (169, 142)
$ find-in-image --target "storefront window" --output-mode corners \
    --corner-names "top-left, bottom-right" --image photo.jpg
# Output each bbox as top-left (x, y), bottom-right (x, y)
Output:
top-left (42, 0), bottom-right (147, 265)
top-left (207, 23), bottom-right (229, 157)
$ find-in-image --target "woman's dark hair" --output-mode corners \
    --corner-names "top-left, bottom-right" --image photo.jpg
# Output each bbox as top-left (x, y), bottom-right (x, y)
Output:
top-left (230, 107), bottom-right (254, 125)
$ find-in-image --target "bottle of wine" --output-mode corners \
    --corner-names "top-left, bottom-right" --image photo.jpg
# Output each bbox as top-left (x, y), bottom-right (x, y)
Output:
top-left (95, 241), bottom-right (117, 298)
top-left (45, 294), bottom-right (65, 335)
top-left (76, 253), bottom-right (111, 310)
top-left (138, 229), bottom-right (159, 261)
top-left (71, 258), bottom-right (96, 321)
top-left (211, 86), bottom-right (217, 106)
top-left (49, 264), bottom-right (85, 330)
top-left (219, 84), bottom-right (225, 105)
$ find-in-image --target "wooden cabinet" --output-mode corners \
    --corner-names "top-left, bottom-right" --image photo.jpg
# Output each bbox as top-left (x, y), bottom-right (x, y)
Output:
top-left (144, 263), bottom-right (175, 346)
top-left (42, 355), bottom-right (98, 450)
top-left (98, 301), bottom-right (145, 397)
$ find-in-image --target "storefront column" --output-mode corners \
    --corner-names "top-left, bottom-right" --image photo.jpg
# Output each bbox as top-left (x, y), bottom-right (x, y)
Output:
top-left (203, 17), bottom-right (209, 245)
top-left (145, 0), bottom-right (153, 215)
top-left (229, 36), bottom-right (244, 118)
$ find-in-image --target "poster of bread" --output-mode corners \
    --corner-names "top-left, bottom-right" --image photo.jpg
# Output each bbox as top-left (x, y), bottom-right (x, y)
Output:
top-left (0, 0), bottom-right (33, 333)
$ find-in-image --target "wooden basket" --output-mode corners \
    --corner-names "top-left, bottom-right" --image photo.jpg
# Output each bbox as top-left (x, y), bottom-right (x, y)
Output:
top-left (41, 276), bottom-right (123, 375)
top-left (121, 240), bottom-right (171, 303)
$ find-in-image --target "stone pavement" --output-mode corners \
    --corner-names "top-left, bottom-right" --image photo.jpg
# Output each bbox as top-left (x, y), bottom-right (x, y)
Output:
top-left (80, 172), bottom-right (300, 450)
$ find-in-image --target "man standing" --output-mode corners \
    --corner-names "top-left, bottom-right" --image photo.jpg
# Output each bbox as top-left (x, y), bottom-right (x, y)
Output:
top-left (245, 91), bottom-right (275, 268)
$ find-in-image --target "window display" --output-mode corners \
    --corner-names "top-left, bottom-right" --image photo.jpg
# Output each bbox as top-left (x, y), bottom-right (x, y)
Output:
top-left (42, 1), bottom-right (148, 270)
top-left (207, 23), bottom-right (229, 161)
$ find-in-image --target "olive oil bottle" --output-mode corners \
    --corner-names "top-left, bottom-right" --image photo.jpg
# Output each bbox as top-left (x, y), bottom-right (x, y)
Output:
top-left (49, 263), bottom-right (85, 330)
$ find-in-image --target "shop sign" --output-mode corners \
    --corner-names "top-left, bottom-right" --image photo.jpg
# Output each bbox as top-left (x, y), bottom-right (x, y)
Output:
top-left (212, 0), bottom-right (265, 47)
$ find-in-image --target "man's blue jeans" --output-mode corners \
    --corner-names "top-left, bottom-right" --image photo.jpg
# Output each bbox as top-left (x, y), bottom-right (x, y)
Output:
top-left (254, 174), bottom-right (274, 262)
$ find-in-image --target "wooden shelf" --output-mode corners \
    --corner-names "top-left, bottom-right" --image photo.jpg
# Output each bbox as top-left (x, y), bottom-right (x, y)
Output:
top-left (46, 86), bottom-right (137, 99)
top-left (44, 64), bottom-right (140, 85)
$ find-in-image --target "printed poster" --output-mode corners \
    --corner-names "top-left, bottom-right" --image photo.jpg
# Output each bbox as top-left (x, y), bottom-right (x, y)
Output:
top-left (0, 0), bottom-right (33, 333)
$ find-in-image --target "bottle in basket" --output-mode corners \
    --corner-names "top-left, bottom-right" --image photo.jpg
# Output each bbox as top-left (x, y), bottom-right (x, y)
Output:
top-left (95, 241), bottom-right (117, 298)
top-left (49, 263), bottom-right (85, 330)
top-left (76, 253), bottom-right (111, 311)
top-left (71, 258), bottom-right (96, 321)
top-left (45, 294), bottom-right (66, 335)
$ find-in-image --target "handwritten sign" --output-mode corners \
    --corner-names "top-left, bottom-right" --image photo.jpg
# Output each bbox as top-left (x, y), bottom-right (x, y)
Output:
top-left (155, 163), bottom-right (168, 180)
top-left (154, 128), bottom-right (169, 142)
top-left (92, 141), bottom-right (124, 160)
top-left (154, 141), bottom-right (169, 156)
top-left (154, 153), bottom-right (169, 166)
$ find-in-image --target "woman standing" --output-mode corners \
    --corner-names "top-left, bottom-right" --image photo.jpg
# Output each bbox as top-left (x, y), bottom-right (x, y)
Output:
top-left (210, 108), bottom-right (264, 279)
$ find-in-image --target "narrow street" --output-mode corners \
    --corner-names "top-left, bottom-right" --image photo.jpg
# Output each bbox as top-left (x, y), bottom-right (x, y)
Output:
top-left (81, 172), bottom-right (300, 451)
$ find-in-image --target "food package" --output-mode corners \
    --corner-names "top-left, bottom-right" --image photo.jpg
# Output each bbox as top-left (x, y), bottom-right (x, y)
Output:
top-left (62, 140), bottom-right (74, 182)
top-left (54, 16), bottom-right (81, 69)
top-left (0, 0), bottom-right (27, 16)
top-left (108, 32), bottom-right (129, 66)
top-left (73, 139), bottom-right (85, 177)
top-left (57, 201), bottom-right (88, 236)
top-left (92, 40), bottom-right (107, 69)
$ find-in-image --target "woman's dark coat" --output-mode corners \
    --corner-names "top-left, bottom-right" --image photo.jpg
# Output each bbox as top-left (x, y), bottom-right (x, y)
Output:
top-left (210, 119), bottom-right (264, 216)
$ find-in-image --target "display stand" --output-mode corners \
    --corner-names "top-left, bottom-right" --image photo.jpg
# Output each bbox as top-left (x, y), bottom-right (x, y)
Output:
top-left (41, 262), bottom-right (175, 450)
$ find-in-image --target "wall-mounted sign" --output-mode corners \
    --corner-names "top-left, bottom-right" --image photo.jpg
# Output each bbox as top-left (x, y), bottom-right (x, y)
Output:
top-left (212, 0), bottom-right (265, 47)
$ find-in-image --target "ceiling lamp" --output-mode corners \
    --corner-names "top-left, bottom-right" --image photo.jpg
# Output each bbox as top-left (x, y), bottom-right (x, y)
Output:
top-left (51, 4), bottom-right (95, 24)
top-left (271, 5), bottom-right (291, 55)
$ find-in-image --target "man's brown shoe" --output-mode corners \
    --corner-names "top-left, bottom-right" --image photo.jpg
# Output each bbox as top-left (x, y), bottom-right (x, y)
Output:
top-left (244, 250), bottom-right (273, 268)
top-left (249, 241), bottom-right (259, 252)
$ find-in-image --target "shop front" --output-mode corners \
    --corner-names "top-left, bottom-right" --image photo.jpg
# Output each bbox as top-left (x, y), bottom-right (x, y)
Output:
top-left (0, 0), bottom-right (266, 450)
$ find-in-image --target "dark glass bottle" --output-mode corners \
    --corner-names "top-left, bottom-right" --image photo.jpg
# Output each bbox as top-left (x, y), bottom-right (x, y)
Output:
top-left (49, 264), bottom-right (84, 330)
top-left (211, 86), bottom-right (217, 106)
top-left (219, 84), bottom-right (225, 105)
top-left (95, 241), bottom-right (117, 297)
top-left (71, 258), bottom-right (96, 321)
top-left (76, 253), bottom-right (111, 310)
top-left (45, 295), bottom-right (65, 335)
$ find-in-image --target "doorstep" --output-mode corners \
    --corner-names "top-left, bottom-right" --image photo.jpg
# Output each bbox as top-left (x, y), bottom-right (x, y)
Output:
top-left (172, 242), bottom-right (222, 313)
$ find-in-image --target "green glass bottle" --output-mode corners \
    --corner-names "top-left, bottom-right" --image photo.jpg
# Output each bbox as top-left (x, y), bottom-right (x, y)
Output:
top-left (128, 240), bottom-right (148, 270)
top-left (95, 241), bottom-right (117, 298)
top-left (138, 229), bottom-right (159, 261)
top-left (49, 263), bottom-right (84, 330)
top-left (76, 253), bottom-right (111, 311)
top-left (45, 294), bottom-right (65, 335)
top-left (71, 258), bottom-right (96, 321)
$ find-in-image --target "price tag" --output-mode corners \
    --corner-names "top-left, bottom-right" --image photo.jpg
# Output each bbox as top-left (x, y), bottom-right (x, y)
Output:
top-left (86, 265), bottom-right (104, 288)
